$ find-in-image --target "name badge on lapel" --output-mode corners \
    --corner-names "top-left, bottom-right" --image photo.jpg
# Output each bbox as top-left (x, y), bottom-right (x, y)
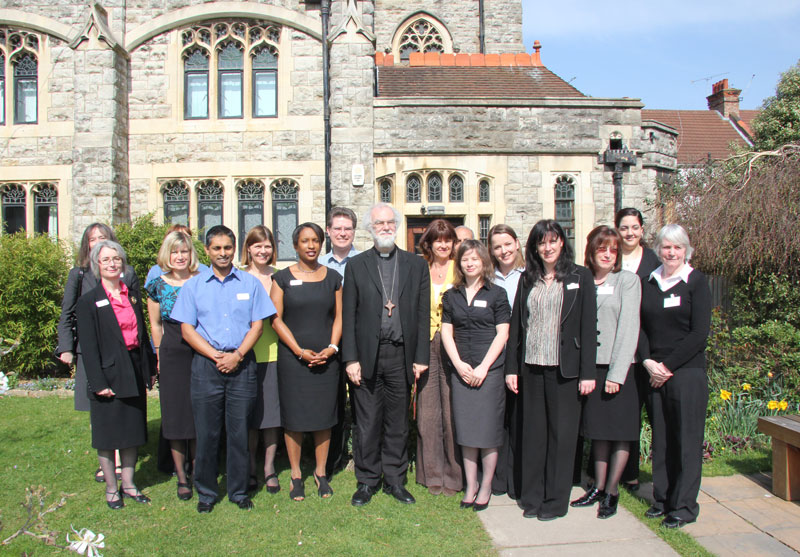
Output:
top-left (237, 292), bottom-right (251, 300)
top-left (664, 295), bottom-right (681, 308)
top-left (95, 299), bottom-right (110, 308)
top-left (597, 285), bottom-right (614, 296)
top-left (473, 299), bottom-right (488, 308)
top-left (289, 279), bottom-right (303, 286)
top-left (566, 282), bottom-right (580, 290)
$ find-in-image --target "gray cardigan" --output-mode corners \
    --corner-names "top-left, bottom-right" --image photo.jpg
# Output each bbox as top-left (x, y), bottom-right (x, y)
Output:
top-left (596, 270), bottom-right (641, 384)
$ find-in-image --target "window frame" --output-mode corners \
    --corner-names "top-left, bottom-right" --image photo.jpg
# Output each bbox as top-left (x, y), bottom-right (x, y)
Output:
top-left (406, 174), bottom-right (422, 203)
top-left (32, 182), bottom-right (57, 237)
top-left (183, 48), bottom-right (210, 120)
top-left (1, 183), bottom-right (27, 234)
top-left (12, 52), bottom-right (37, 125)
top-left (271, 179), bottom-right (299, 262)
top-left (251, 46), bottom-right (278, 118)
top-left (217, 41), bottom-right (244, 119)
top-left (196, 179), bottom-right (224, 235)
top-left (554, 175), bottom-right (576, 250)
top-left (448, 173), bottom-right (464, 202)
top-left (237, 179), bottom-right (265, 252)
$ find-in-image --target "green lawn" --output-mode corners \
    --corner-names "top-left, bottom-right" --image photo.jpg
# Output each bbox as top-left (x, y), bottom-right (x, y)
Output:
top-left (0, 396), bottom-right (494, 555)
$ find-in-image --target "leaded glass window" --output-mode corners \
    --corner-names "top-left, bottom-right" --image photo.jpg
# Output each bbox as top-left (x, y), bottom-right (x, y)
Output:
top-left (218, 42), bottom-right (243, 118)
top-left (237, 179), bottom-right (264, 251)
top-left (252, 46), bottom-right (277, 118)
top-left (33, 182), bottom-right (57, 237)
top-left (479, 179), bottom-right (490, 202)
top-left (380, 179), bottom-right (392, 204)
top-left (13, 53), bottom-right (36, 124)
top-left (427, 173), bottom-right (442, 202)
top-left (184, 49), bottom-right (209, 119)
top-left (163, 180), bottom-right (190, 225)
top-left (0, 54), bottom-right (5, 125)
top-left (1, 183), bottom-right (26, 233)
top-left (272, 179), bottom-right (298, 261)
top-left (449, 174), bottom-right (464, 202)
top-left (406, 174), bottom-right (421, 203)
top-left (197, 179), bottom-right (224, 234)
top-left (398, 19), bottom-right (444, 61)
top-left (479, 216), bottom-right (491, 245)
top-left (555, 175), bottom-right (575, 249)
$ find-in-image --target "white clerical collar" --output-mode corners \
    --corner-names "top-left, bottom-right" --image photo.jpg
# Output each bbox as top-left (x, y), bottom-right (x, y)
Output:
top-left (650, 263), bottom-right (693, 292)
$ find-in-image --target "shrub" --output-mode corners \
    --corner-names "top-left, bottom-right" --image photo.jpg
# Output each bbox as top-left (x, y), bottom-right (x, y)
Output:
top-left (0, 233), bottom-right (71, 377)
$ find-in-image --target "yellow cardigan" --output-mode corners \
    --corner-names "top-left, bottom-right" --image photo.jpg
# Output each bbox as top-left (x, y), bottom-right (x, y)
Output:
top-left (429, 260), bottom-right (456, 340)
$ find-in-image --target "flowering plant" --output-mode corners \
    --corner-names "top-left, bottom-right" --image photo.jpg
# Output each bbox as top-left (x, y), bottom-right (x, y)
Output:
top-left (67, 526), bottom-right (105, 557)
top-left (0, 371), bottom-right (8, 395)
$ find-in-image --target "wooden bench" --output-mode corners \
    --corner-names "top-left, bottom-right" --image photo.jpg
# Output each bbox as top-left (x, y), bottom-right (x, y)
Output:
top-left (758, 414), bottom-right (800, 500)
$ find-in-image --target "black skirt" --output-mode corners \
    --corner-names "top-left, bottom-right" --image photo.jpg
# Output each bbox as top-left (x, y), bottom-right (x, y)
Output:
top-left (582, 364), bottom-right (639, 441)
top-left (158, 321), bottom-right (195, 440)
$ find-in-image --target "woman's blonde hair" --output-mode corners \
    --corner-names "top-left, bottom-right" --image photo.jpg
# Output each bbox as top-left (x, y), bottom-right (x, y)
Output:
top-left (157, 231), bottom-right (199, 273)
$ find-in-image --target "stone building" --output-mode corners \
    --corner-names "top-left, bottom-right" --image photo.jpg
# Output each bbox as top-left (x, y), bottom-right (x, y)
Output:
top-left (0, 0), bottom-right (676, 262)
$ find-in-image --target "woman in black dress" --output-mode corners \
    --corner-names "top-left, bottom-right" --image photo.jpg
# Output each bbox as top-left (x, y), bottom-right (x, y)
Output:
top-left (640, 224), bottom-right (711, 528)
top-left (441, 240), bottom-right (510, 511)
top-left (270, 223), bottom-right (342, 501)
top-left (615, 207), bottom-right (660, 491)
top-left (76, 240), bottom-right (155, 509)
top-left (570, 226), bottom-right (641, 518)
top-left (145, 231), bottom-right (199, 500)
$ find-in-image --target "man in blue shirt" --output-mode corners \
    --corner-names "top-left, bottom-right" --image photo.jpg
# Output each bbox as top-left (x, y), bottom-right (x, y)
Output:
top-left (171, 225), bottom-right (276, 513)
top-left (319, 207), bottom-right (360, 280)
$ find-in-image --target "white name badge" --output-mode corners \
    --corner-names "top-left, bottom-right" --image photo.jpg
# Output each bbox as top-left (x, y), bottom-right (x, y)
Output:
top-left (664, 295), bottom-right (681, 308)
top-left (597, 285), bottom-right (614, 296)
top-left (566, 282), bottom-right (580, 290)
top-left (95, 299), bottom-right (110, 307)
top-left (237, 292), bottom-right (250, 301)
top-left (473, 299), bottom-right (488, 308)
top-left (289, 279), bottom-right (303, 286)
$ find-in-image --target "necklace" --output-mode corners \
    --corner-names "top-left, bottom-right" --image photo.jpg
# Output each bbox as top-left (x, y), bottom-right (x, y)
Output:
top-left (431, 260), bottom-right (448, 280)
top-left (378, 257), bottom-right (398, 317)
top-left (296, 263), bottom-right (320, 274)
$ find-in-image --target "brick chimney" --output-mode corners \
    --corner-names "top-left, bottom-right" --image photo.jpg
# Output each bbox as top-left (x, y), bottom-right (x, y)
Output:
top-left (707, 79), bottom-right (741, 118)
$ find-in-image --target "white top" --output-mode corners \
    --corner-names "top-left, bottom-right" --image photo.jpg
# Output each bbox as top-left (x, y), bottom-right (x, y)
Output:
top-left (622, 250), bottom-right (644, 274)
top-left (649, 263), bottom-right (693, 292)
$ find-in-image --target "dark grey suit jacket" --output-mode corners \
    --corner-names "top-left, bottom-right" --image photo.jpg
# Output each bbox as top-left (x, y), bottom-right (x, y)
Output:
top-left (341, 246), bottom-right (430, 384)
top-left (505, 264), bottom-right (597, 380)
top-left (75, 282), bottom-right (154, 398)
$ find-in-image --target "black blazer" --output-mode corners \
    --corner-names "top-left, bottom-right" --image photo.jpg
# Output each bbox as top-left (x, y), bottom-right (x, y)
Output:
top-left (57, 266), bottom-right (141, 356)
top-left (505, 264), bottom-right (597, 380)
top-left (635, 247), bottom-right (660, 280)
top-left (75, 282), bottom-right (154, 399)
top-left (342, 247), bottom-right (431, 384)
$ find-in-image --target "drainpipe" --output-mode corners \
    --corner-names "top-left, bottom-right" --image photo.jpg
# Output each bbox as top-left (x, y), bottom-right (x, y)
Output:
top-left (478, 0), bottom-right (485, 53)
top-left (321, 0), bottom-right (332, 250)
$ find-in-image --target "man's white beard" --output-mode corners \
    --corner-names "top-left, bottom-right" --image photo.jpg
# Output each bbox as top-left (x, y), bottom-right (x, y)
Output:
top-left (373, 231), bottom-right (396, 250)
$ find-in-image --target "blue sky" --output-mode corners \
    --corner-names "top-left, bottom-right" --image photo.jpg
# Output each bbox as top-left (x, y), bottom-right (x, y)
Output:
top-left (521, 0), bottom-right (800, 110)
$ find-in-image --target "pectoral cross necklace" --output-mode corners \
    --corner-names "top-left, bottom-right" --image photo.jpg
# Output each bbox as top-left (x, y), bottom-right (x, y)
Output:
top-left (379, 257), bottom-right (398, 317)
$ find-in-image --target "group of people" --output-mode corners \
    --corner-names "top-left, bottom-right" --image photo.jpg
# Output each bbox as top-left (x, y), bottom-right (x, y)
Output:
top-left (56, 203), bottom-right (710, 529)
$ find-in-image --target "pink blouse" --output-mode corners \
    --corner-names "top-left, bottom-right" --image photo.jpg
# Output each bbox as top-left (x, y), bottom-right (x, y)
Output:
top-left (103, 281), bottom-right (140, 349)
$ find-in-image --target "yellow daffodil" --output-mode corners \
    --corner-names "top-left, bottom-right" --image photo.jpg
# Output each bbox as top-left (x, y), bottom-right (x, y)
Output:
top-left (720, 389), bottom-right (732, 401)
top-left (741, 383), bottom-right (751, 391)
top-left (779, 400), bottom-right (788, 411)
top-left (768, 372), bottom-right (774, 378)
top-left (768, 400), bottom-right (779, 410)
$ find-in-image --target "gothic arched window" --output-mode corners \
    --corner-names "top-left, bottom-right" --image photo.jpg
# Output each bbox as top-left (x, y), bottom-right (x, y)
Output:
top-left (406, 174), bottom-right (421, 203)
top-left (163, 180), bottom-right (190, 225)
top-left (449, 174), bottom-right (464, 202)
top-left (555, 175), bottom-right (576, 249)
top-left (13, 52), bottom-right (37, 124)
top-left (427, 172), bottom-right (442, 203)
top-left (271, 179), bottom-right (298, 260)
top-left (197, 179), bottom-right (224, 234)
top-left (478, 179), bottom-right (490, 202)
top-left (183, 48), bottom-right (209, 119)
top-left (1, 183), bottom-right (26, 233)
top-left (380, 179), bottom-right (393, 204)
top-left (237, 179), bottom-right (264, 250)
top-left (33, 182), bottom-right (57, 236)
top-left (398, 18), bottom-right (445, 61)
top-left (218, 41), bottom-right (244, 118)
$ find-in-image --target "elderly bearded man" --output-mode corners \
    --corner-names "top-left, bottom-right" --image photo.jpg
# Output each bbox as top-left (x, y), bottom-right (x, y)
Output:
top-left (342, 203), bottom-right (430, 506)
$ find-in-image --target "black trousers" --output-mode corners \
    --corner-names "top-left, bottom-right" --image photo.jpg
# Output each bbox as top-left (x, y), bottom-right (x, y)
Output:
top-left (350, 342), bottom-right (409, 487)
top-left (492, 389), bottom-right (522, 499)
top-left (191, 352), bottom-right (256, 505)
top-left (648, 367), bottom-right (708, 521)
top-left (520, 364), bottom-right (582, 516)
top-left (326, 361), bottom-right (349, 476)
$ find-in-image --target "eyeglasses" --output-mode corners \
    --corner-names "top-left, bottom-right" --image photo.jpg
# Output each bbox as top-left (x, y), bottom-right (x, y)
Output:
top-left (373, 220), bottom-right (396, 229)
top-left (595, 246), bottom-right (618, 254)
top-left (99, 256), bottom-right (123, 266)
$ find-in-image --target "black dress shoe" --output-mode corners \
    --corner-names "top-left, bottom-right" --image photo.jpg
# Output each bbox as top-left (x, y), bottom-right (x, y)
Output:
top-left (121, 489), bottom-right (151, 504)
top-left (197, 500), bottom-right (215, 513)
top-left (473, 495), bottom-right (491, 512)
top-left (235, 497), bottom-right (254, 510)
top-left (537, 511), bottom-right (566, 521)
top-left (662, 515), bottom-right (694, 529)
top-left (522, 508), bottom-right (538, 519)
top-left (383, 484), bottom-right (416, 504)
top-left (351, 483), bottom-right (377, 507)
top-left (597, 493), bottom-right (619, 519)
top-left (570, 487), bottom-right (605, 507)
top-left (645, 505), bottom-right (665, 519)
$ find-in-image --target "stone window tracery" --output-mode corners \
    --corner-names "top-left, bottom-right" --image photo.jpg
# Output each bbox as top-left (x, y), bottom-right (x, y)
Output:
top-left (398, 18), bottom-right (445, 61)
top-left (0, 29), bottom-right (40, 125)
top-left (427, 172), bottom-right (442, 203)
top-left (32, 182), bottom-right (58, 237)
top-left (406, 174), bottom-right (421, 203)
top-left (554, 175), bottom-right (576, 249)
top-left (449, 174), bottom-right (464, 202)
top-left (271, 179), bottom-right (298, 261)
top-left (1, 183), bottom-right (26, 234)
top-left (237, 179), bottom-right (265, 250)
top-left (162, 180), bottom-right (190, 225)
top-left (479, 179), bottom-right (490, 203)
top-left (380, 179), bottom-right (393, 203)
top-left (197, 179), bottom-right (224, 234)
top-left (181, 21), bottom-right (280, 120)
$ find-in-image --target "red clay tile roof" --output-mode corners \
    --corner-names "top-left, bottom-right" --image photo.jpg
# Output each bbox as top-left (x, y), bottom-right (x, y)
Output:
top-left (377, 66), bottom-right (586, 98)
top-left (642, 109), bottom-right (758, 166)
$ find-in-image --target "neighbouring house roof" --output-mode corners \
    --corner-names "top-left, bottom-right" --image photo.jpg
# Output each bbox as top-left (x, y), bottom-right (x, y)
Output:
top-left (376, 66), bottom-right (586, 98)
top-left (642, 109), bottom-right (759, 166)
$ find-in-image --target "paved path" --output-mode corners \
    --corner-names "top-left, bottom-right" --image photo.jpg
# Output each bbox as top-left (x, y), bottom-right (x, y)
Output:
top-left (478, 485), bottom-right (678, 556)
top-left (480, 476), bottom-right (800, 556)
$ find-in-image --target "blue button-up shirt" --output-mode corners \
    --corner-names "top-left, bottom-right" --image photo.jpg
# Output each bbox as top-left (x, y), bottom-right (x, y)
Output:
top-left (494, 267), bottom-right (524, 307)
top-left (170, 266), bottom-right (276, 351)
top-left (320, 246), bottom-right (360, 281)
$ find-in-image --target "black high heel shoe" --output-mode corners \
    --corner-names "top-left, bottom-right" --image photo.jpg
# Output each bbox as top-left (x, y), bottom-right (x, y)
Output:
top-left (314, 472), bottom-right (333, 498)
top-left (265, 473), bottom-right (281, 494)
top-left (473, 494), bottom-right (491, 512)
top-left (177, 482), bottom-right (193, 501)
top-left (460, 493), bottom-right (477, 509)
top-left (106, 490), bottom-right (124, 510)
top-left (121, 488), bottom-right (151, 504)
top-left (289, 478), bottom-right (305, 501)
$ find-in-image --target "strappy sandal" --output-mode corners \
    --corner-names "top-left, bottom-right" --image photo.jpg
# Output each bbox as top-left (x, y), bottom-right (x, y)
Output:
top-left (265, 473), bottom-right (281, 494)
top-left (177, 482), bottom-right (193, 501)
top-left (289, 477), bottom-right (305, 501)
top-left (314, 472), bottom-right (333, 498)
top-left (106, 490), bottom-right (124, 510)
top-left (94, 468), bottom-right (105, 483)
